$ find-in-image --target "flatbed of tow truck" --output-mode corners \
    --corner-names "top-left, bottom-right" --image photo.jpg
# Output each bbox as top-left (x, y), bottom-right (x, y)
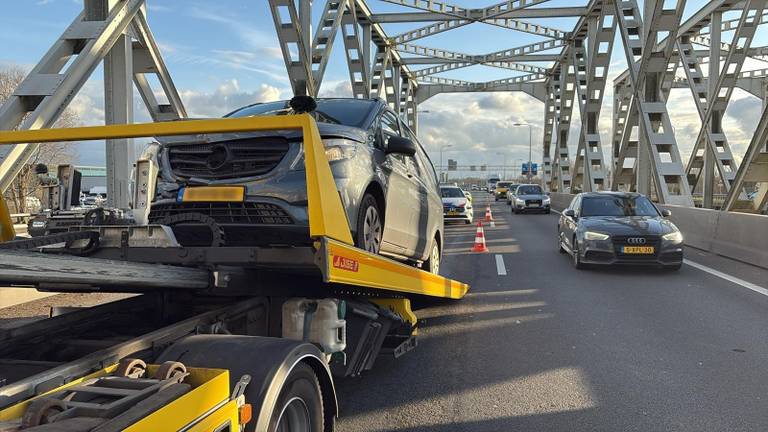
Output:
top-left (0, 114), bottom-right (468, 431)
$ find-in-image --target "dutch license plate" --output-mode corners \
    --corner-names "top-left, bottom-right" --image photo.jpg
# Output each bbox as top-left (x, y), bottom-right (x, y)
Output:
top-left (182, 186), bottom-right (245, 202)
top-left (622, 246), bottom-right (655, 254)
top-left (447, 210), bottom-right (458, 216)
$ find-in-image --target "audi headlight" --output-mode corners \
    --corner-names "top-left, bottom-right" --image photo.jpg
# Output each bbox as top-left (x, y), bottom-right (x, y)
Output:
top-left (543, 197), bottom-right (551, 204)
top-left (323, 138), bottom-right (357, 162)
top-left (584, 231), bottom-right (610, 241)
top-left (662, 231), bottom-right (683, 243)
top-left (515, 198), bottom-right (525, 204)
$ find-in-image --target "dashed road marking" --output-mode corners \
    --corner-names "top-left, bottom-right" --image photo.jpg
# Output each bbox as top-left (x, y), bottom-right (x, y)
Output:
top-left (684, 259), bottom-right (768, 297)
top-left (495, 254), bottom-right (507, 276)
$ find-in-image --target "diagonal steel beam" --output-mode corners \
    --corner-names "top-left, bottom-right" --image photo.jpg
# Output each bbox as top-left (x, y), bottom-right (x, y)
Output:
top-left (310, 0), bottom-right (350, 90)
top-left (613, 0), bottom-right (692, 205)
top-left (0, 0), bottom-right (146, 195)
top-left (723, 104), bottom-right (768, 213)
top-left (685, 0), bottom-right (767, 200)
top-left (269, 0), bottom-right (315, 95)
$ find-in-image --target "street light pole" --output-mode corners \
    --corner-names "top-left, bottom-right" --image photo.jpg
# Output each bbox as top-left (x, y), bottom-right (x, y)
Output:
top-left (513, 123), bottom-right (533, 182)
top-left (496, 152), bottom-right (507, 179)
top-left (440, 144), bottom-right (453, 182)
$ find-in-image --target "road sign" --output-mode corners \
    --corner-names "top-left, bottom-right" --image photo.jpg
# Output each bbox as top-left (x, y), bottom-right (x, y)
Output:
top-left (522, 163), bottom-right (538, 175)
top-left (448, 159), bottom-right (457, 171)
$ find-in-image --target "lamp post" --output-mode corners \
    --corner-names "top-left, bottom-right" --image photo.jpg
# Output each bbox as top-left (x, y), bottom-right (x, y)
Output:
top-left (513, 123), bottom-right (533, 181)
top-left (496, 152), bottom-right (507, 179)
top-left (440, 144), bottom-right (453, 182)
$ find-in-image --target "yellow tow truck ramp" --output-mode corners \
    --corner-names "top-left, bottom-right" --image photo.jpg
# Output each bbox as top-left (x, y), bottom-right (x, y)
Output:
top-left (0, 113), bottom-right (469, 301)
top-left (0, 113), bottom-right (468, 431)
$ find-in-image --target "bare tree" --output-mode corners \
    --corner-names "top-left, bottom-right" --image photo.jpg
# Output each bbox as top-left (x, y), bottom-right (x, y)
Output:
top-left (0, 66), bottom-right (80, 214)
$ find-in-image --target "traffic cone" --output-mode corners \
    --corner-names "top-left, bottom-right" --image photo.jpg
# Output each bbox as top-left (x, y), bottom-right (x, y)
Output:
top-left (485, 206), bottom-right (493, 222)
top-left (470, 221), bottom-right (489, 253)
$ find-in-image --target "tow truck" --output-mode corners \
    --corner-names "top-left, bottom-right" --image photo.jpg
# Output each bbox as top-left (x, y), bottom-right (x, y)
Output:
top-left (0, 114), bottom-right (469, 431)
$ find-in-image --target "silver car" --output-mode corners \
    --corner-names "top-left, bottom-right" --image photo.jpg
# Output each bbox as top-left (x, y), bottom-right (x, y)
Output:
top-left (148, 98), bottom-right (445, 273)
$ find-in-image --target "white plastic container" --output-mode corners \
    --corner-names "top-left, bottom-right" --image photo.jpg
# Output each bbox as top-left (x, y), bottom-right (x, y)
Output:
top-left (282, 298), bottom-right (346, 354)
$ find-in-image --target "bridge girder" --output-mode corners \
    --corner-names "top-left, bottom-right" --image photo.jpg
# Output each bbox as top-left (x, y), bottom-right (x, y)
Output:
top-left (0, 0), bottom-right (767, 214)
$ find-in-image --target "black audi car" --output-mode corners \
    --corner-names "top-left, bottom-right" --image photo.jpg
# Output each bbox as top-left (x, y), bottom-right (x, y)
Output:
top-left (557, 192), bottom-right (683, 270)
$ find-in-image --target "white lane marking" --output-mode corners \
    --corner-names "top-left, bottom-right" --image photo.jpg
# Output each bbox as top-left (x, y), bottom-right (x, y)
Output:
top-left (495, 254), bottom-right (507, 276)
top-left (684, 259), bottom-right (768, 297)
top-left (551, 209), bottom-right (561, 215)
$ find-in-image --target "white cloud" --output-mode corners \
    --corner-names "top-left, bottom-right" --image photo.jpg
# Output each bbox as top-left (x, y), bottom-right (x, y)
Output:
top-left (318, 80), bottom-right (353, 98)
top-left (179, 79), bottom-right (285, 118)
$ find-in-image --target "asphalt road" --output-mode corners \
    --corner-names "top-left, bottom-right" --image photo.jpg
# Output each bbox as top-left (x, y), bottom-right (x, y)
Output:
top-left (335, 193), bottom-right (768, 432)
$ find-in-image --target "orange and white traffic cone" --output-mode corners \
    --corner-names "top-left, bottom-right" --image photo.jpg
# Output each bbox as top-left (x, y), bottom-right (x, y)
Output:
top-left (470, 221), bottom-right (489, 253)
top-left (485, 206), bottom-right (493, 222)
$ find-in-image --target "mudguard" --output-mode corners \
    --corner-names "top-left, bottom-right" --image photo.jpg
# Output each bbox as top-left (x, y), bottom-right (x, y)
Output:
top-left (157, 334), bottom-right (337, 432)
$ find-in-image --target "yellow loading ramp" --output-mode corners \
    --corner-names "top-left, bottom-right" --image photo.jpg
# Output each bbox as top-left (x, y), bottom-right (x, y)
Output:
top-left (0, 363), bottom-right (244, 431)
top-left (0, 115), bottom-right (469, 323)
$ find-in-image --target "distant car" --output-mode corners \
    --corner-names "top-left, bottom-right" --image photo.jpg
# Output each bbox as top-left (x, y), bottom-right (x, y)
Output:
top-left (511, 184), bottom-right (550, 214)
top-left (487, 177), bottom-right (500, 194)
top-left (557, 192), bottom-right (683, 270)
top-left (441, 185), bottom-right (473, 224)
top-left (505, 184), bottom-right (520, 205)
top-left (470, 185), bottom-right (479, 191)
top-left (494, 181), bottom-right (514, 201)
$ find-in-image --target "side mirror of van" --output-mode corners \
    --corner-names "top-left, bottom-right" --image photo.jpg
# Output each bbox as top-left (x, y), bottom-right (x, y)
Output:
top-left (386, 136), bottom-right (417, 156)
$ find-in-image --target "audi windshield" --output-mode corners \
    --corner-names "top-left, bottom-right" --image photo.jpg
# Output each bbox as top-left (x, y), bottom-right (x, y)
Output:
top-left (580, 195), bottom-right (660, 217)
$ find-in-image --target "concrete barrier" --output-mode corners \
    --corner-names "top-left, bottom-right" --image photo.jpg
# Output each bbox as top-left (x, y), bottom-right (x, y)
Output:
top-left (550, 193), bottom-right (575, 211)
top-left (664, 205), bottom-right (768, 269)
top-left (547, 192), bottom-right (768, 269)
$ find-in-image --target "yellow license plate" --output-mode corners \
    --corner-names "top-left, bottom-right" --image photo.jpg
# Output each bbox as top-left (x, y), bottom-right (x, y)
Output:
top-left (182, 186), bottom-right (245, 202)
top-left (447, 211), bottom-right (458, 216)
top-left (622, 246), bottom-right (655, 254)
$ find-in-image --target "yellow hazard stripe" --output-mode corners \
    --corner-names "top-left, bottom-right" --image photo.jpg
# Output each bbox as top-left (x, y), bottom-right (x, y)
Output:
top-left (324, 239), bottom-right (469, 299)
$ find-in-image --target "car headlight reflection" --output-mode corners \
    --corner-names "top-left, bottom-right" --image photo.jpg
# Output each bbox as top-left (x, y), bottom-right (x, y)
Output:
top-left (290, 139), bottom-right (359, 170)
top-left (584, 231), bottom-right (610, 241)
top-left (662, 231), bottom-right (683, 243)
top-left (323, 139), bottom-right (358, 162)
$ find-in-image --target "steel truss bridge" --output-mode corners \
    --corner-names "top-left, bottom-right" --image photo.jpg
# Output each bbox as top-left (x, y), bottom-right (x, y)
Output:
top-left (0, 0), bottom-right (766, 213)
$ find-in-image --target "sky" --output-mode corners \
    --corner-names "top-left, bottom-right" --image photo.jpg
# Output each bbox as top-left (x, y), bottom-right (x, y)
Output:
top-left (0, 0), bottom-right (765, 177)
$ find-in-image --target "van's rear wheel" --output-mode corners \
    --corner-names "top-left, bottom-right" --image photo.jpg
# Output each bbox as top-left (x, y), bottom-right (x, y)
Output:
top-left (356, 194), bottom-right (382, 254)
top-left (423, 237), bottom-right (441, 274)
top-left (269, 363), bottom-right (324, 432)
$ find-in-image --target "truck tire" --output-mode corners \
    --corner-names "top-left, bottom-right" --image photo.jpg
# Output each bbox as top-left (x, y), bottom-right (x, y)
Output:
top-left (268, 363), bottom-right (324, 432)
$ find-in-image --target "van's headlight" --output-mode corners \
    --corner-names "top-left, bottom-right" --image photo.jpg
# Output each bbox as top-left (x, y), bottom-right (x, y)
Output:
top-left (662, 231), bottom-right (683, 243)
top-left (584, 231), bottom-right (610, 241)
top-left (323, 139), bottom-right (357, 162)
